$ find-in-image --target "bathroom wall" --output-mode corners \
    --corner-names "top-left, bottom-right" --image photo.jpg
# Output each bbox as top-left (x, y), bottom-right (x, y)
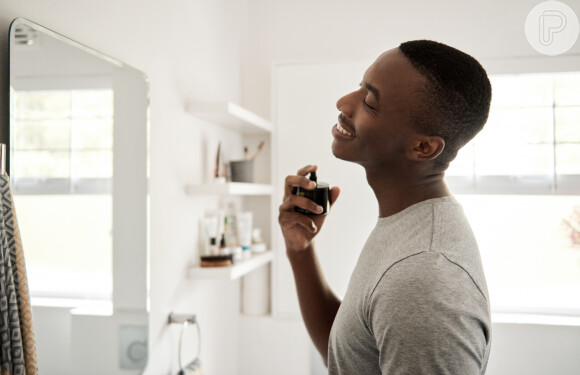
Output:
top-left (0, 0), bottom-right (261, 374)
top-left (242, 0), bottom-right (580, 118)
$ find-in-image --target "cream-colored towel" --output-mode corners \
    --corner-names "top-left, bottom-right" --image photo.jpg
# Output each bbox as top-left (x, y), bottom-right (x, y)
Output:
top-left (0, 175), bottom-right (38, 375)
top-left (10, 181), bottom-right (38, 375)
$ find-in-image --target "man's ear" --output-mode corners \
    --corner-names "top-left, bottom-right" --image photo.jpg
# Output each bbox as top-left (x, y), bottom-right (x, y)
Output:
top-left (406, 135), bottom-right (445, 161)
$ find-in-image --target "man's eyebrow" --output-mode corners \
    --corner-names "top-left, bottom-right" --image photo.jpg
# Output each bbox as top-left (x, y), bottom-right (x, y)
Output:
top-left (360, 82), bottom-right (380, 101)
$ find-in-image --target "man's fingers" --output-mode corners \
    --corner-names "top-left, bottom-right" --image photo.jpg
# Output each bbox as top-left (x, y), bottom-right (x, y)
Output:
top-left (284, 174), bottom-right (317, 197)
top-left (283, 165), bottom-right (320, 197)
top-left (329, 186), bottom-right (341, 207)
top-left (297, 164), bottom-right (317, 176)
top-left (279, 194), bottom-right (324, 215)
top-left (278, 210), bottom-right (318, 233)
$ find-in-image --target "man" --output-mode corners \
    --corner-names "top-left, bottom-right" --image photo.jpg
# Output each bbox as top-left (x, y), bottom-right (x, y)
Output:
top-left (278, 40), bottom-right (492, 374)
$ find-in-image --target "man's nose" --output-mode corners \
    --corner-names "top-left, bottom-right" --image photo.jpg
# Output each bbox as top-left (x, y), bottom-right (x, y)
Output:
top-left (336, 91), bottom-right (356, 118)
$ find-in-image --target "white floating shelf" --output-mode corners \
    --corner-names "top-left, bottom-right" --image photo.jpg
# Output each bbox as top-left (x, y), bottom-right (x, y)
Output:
top-left (188, 251), bottom-right (273, 280)
top-left (185, 182), bottom-right (273, 196)
top-left (186, 101), bottom-right (272, 134)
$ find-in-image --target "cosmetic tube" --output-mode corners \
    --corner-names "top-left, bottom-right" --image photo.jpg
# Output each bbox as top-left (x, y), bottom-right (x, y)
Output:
top-left (201, 216), bottom-right (219, 256)
top-left (236, 212), bottom-right (253, 258)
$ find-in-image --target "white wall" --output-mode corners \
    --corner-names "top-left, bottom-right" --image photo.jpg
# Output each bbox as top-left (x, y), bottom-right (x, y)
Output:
top-left (32, 306), bottom-right (72, 374)
top-left (272, 61), bottom-right (374, 320)
top-left (488, 322), bottom-right (580, 375)
top-left (242, 0), bottom-right (580, 118)
top-left (1, 0), bottom-right (254, 374)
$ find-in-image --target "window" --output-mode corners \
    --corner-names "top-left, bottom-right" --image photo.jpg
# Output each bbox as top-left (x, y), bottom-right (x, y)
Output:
top-left (12, 89), bottom-right (114, 193)
top-left (447, 72), bottom-right (580, 315)
top-left (11, 89), bottom-right (114, 301)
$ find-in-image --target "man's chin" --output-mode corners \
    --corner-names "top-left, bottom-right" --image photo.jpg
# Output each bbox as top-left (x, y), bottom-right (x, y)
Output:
top-left (331, 146), bottom-right (367, 170)
top-left (331, 143), bottom-right (353, 162)
top-left (331, 143), bottom-right (343, 159)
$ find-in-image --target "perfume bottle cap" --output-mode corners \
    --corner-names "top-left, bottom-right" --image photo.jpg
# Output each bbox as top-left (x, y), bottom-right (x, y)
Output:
top-left (309, 171), bottom-right (317, 182)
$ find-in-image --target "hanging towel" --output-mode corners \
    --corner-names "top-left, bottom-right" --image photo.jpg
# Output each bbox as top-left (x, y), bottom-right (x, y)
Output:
top-left (0, 174), bottom-right (38, 375)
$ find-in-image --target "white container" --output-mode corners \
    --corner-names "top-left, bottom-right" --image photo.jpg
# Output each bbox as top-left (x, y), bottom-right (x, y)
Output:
top-left (251, 228), bottom-right (267, 253)
top-left (241, 265), bottom-right (270, 315)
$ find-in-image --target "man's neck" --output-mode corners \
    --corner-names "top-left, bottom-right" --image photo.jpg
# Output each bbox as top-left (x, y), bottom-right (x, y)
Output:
top-left (365, 166), bottom-right (451, 218)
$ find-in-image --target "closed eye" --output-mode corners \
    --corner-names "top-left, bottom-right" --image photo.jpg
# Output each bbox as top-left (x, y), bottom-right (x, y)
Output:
top-left (359, 82), bottom-right (378, 111)
top-left (363, 100), bottom-right (376, 111)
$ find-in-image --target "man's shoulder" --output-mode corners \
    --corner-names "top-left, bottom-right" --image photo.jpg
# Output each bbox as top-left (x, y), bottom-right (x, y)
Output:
top-left (374, 251), bottom-right (487, 301)
top-left (368, 251), bottom-right (490, 329)
top-left (367, 253), bottom-right (492, 375)
top-left (360, 196), bottom-right (473, 276)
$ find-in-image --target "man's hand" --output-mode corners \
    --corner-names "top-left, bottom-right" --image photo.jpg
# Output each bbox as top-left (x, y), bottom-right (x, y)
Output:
top-left (278, 165), bottom-right (340, 253)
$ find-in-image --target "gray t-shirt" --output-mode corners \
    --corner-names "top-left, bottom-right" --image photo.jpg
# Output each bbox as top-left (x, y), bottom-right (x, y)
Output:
top-left (328, 196), bottom-right (491, 374)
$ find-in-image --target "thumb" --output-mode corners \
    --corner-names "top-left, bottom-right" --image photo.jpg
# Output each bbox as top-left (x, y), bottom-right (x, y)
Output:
top-left (329, 186), bottom-right (340, 208)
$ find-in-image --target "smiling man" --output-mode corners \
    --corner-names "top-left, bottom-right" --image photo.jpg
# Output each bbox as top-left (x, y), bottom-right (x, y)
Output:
top-left (278, 40), bottom-right (492, 374)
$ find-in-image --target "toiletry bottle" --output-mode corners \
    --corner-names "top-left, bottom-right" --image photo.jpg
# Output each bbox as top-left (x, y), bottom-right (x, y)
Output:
top-left (209, 237), bottom-right (218, 255)
top-left (293, 171), bottom-right (330, 215)
top-left (219, 234), bottom-right (230, 255)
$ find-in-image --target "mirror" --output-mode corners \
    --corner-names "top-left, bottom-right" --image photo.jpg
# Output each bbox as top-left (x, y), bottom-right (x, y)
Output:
top-left (9, 18), bottom-right (149, 373)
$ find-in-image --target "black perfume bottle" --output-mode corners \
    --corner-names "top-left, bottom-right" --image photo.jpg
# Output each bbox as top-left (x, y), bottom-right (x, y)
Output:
top-left (293, 171), bottom-right (329, 215)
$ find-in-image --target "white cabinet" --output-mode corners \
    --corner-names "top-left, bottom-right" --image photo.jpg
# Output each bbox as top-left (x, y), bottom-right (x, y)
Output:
top-left (186, 101), bottom-right (273, 282)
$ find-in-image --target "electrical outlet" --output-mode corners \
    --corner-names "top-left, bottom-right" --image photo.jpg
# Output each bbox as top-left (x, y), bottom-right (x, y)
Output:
top-left (119, 325), bottom-right (148, 370)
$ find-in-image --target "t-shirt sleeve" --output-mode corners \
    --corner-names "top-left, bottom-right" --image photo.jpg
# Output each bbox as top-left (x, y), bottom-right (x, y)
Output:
top-left (368, 252), bottom-right (491, 375)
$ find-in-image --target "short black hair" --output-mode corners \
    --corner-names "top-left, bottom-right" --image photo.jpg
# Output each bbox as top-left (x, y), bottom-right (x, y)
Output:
top-left (398, 40), bottom-right (492, 171)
